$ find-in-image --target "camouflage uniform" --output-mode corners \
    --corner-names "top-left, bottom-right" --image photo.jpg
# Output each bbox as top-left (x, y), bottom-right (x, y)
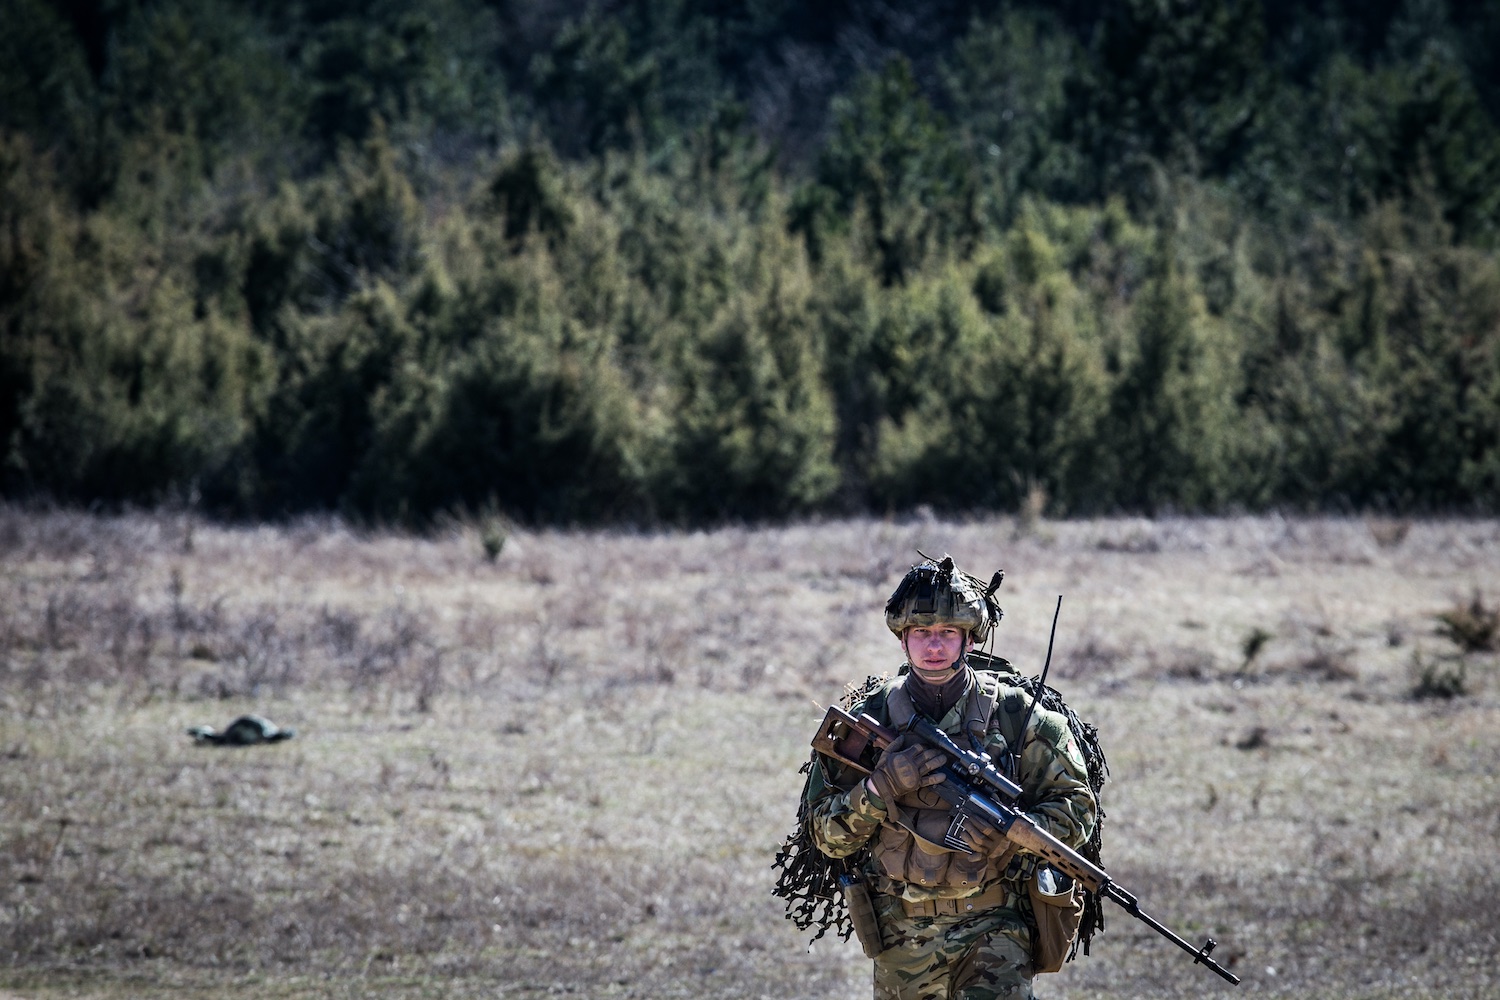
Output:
top-left (805, 666), bottom-right (1096, 1000)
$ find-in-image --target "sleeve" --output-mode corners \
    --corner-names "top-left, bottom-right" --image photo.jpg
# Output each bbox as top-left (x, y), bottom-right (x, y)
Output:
top-left (802, 752), bottom-right (889, 860)
top-left (1017, 707), bottom-right (1097, 851)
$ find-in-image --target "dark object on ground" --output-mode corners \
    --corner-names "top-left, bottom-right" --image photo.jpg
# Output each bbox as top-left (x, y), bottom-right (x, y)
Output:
top-left (188, 715), bottom-right (295, 746)
top-left (1436, 590), bottom-right (1498, 653)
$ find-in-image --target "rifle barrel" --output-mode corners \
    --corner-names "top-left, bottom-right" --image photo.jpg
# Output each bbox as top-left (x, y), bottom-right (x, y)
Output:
top-left (1103, 885), bottom-right (1241, 984)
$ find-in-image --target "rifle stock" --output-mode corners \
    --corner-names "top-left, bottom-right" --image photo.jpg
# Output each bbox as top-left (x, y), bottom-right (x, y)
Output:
top-left (813, 704), bottom-right (1241, 986)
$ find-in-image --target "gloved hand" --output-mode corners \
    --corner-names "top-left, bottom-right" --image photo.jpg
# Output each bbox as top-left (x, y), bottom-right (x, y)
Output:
top-left (867, 736), bottom-right (947, 804)
top-left (956, 811), bottom-right (1017, 862)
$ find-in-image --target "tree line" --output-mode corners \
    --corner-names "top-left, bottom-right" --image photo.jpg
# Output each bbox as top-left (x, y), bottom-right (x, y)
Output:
top-left (3, 0), bottom-right (1500, 523)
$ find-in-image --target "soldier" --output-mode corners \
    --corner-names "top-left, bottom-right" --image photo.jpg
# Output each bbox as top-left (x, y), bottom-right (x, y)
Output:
top-left (803, 556), bottom-right (1097, 999)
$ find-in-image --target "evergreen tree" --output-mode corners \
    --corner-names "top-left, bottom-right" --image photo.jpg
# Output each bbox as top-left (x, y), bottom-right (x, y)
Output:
top-left (798, 56), bottom-right (977, 285)
top-left (1101, 235), bottom-right (1239, 512)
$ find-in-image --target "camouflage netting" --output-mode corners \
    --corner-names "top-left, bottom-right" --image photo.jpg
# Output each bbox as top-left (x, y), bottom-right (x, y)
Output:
top-left (771, 674), bottom-right (885, 947)
top-left (771, 662), bottom-right (1110, 961)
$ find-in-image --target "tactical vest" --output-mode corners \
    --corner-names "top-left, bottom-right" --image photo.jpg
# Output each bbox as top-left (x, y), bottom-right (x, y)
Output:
top-left (868, 670), bottom-right (1028, 894)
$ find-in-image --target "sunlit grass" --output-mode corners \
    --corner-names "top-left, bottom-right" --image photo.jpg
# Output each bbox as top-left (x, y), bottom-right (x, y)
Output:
top-left (2, 507), bottom-right (1497, 998)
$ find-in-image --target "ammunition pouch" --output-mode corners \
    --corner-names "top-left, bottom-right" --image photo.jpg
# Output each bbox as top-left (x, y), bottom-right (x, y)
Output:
top-left (871, 800), bottom-right (1007, 889)
top-left (1028, 866), bottom-right (1084, 974)
top-left (868, 674), bottom-right (1013, 890)
top-left (838, 873), bottom-right (884, 959)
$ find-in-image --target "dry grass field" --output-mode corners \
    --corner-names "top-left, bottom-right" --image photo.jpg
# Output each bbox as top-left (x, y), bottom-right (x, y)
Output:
top-left (1, 506), bottom-right (1497, 999)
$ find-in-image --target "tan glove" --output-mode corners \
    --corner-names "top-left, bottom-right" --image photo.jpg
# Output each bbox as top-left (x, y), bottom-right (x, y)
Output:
top-left (956, 810), bottom-right (1018, 864)
top-left (867, 737), bottom-right (947, 804)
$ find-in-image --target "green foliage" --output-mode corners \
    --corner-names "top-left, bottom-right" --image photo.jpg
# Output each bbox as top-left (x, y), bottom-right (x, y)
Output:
top-left (360, 226), bottom-right (651, 523)
top-left (1363, 215), bottom-right (1500, 508)
top-left (808, 242), bottom-right (885, 497)
top-left (942, 10), bottom-right (1082, 220)
top-left (1241, 626), bottom-right (1273, 669)
top-left (1084, 0), bottom-right (1269, 192)
top-left (108, 0), bottom-right (299, 162)
top-left (384, 315), bottom-right (646, 524)
top-left (253, 283), bottom-right (419, 513)
top-left (802, 57), bottom-right (978, 285)
top-left (1386, 48), bottom-right (1500, 245)
top-left (655, 216), bottom-right (839, 520)
top-left (1, 128), bottom-right (271, 505)
top-left (480, 516), bottom-right (507, 561)
top-left (298, 0), bottom-right (509, 152)
top-left (869, 219), bottom-right (1109, 513)
top-left (243, 126), bottom-right (424, 333)
top-left (530, 7), bottom-right (665, 156)
top-left (980, 221), bottom-right (1111, 511)
top-left (6, 0), bottom-right (1500, 523)
top-left (1099, 234), bottom-right (1240, 512)
top-left (485, 144), bottom-right (574, 244)
top-left (0, 0), bottom-right (95, 145)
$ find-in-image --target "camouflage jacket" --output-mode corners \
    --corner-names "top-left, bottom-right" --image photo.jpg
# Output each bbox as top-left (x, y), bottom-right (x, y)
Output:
top-left (804, 666), bottom-right (1096, 902)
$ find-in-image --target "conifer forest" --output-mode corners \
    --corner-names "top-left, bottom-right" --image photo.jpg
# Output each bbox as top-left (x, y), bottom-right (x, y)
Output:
top-left (5, 0), bottom-right (1500, 524)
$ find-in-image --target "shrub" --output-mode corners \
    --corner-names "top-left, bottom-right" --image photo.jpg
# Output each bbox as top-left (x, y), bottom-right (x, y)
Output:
top-left (1099, 234), bottom-right (1245, 512)
top-left (655, 229), bottom-right (840, 520)
top-left (1436, 591), bottom-right (1499, 654)
top-left (1, 133), bottom-right (267, 506)
top-left (1410, 651), bottom-right (1467, 700)
top-left (1240, 626), bottom-right (1273, 670)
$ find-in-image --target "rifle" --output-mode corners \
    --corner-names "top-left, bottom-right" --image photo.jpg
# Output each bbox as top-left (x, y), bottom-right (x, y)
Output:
top-left (812, 704), bottom-right (1242, 985)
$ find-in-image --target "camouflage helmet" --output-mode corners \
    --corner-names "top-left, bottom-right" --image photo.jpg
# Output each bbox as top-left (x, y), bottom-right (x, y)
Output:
top-left (884, 554), bottom-right (1003, 644)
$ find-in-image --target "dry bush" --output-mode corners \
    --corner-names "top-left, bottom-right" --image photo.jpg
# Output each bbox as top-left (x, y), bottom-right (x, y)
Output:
top-left (1292, 644), bottom-right (1360, 682)
top-left (1151, 645), bottom-right (1220, 681)
top-left (1056, 632), bottom-right (1128, 680)
top-left (1239, 626), bottom-right (1273, 670)
top-left (1366, 516), bottom-right (1411, 549)
top-left (1410, 649), bottom-right (1469, 699)
top-left (1014, 481), bottom-right (1049, 539)
top-left (1436, 590), bottom-right (1499, 653)
top-left (1094, 525), bottom-right (1163, 554)
top-left (0, 511), bottom-right (463, 714)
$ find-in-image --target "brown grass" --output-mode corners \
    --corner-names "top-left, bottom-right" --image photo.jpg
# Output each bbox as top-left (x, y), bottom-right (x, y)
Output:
top-left (1, 507), bottom-right (1498, 999)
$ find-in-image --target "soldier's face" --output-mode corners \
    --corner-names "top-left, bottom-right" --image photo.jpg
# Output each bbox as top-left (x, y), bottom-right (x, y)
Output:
top-left (903, 624), bottom-right (969, 680)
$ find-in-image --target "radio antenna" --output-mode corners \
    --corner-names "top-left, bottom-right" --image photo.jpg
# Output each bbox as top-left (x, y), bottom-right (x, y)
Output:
top-left (1012, 595), bottom-right (1062, 778)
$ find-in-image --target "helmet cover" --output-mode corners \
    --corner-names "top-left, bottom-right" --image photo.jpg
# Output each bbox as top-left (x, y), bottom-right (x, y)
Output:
top-left (884, 554), bottom-right (1003, 644)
